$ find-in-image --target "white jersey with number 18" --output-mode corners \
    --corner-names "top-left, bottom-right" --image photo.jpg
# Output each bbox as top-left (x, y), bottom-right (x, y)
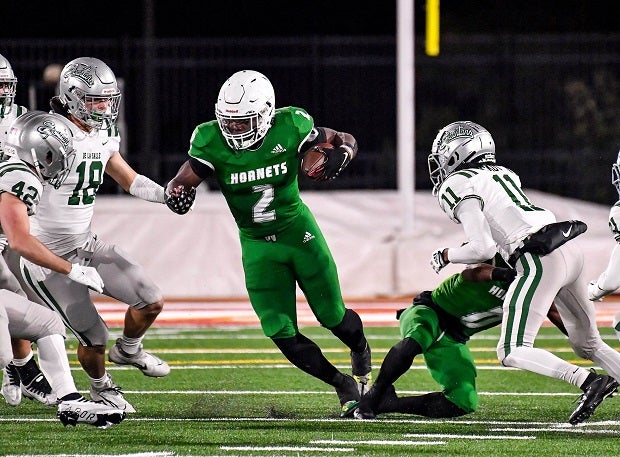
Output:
top-left (29, 121), bottom-right (121, 255)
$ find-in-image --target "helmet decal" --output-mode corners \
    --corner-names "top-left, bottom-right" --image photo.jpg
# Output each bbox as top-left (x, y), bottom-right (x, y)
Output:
top-left (63, 62), bottom-right (95, 87)
top-left (37, 119), bottom-right (72, 153)
top-left (428, 121), bottom-right (496, 195)
top-left (436, 123), bottom-right (477, 151)
top-left (59, 57), bottom-right (121, 131)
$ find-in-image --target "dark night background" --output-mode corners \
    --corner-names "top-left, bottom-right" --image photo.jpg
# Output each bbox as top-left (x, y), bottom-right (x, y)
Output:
top-left (3, 1), bottom-right (620, 202)
top-left (2, 1), bottom-right (618, 39)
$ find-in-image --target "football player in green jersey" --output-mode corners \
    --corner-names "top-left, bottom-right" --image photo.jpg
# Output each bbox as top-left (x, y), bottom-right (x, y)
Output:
top-left (165, 70), bottom-right (370, 417)
top-left (354, 261), bottom-right (513, 419)
top-left (355, 260), bottom-right (567, 419)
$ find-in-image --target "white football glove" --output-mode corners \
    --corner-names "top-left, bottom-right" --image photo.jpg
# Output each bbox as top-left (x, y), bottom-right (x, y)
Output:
top-left (587, 280), bottom-right (606, 301)
top-left (430, 248), bottom-right (449, 274)
top-left (67, 263), bottom-right (104, 293)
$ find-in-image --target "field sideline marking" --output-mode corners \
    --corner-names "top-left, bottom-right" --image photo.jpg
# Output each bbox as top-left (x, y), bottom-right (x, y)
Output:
top-left (89, 362), bottom-right (607, 371)
top-left (310, 439), bottom-right (446, 446)
top-left (3, 417), bottom-right (618, 426)
top-left (220, 445), bottom-right (353, 452)
top-left (127, 346), bottom-right (604, 354)
top-left (401, 433), bottom-right (535, 440)
top-left (73, 389), bottom-right (581, 397)
top-left (489, 427), bottom-right (620, 434)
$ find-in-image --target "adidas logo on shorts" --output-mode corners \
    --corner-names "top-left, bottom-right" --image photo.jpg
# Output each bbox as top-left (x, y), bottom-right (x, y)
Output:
top-left (302, 231), bottom-right (315, 243)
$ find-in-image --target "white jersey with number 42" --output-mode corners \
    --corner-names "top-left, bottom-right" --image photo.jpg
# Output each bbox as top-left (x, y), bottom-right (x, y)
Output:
top-left (437, 164), bottom-right (556, 260)
top-left (30, 121), bottom-right (120, 255)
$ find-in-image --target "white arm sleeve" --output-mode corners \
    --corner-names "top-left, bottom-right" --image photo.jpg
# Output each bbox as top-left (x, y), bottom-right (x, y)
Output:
top-left (447, 198), bottom-right (497, 264)
top-left (129, 174), bottom-right (165, 204)
top-left (595, 242), bottom-right (620, 294)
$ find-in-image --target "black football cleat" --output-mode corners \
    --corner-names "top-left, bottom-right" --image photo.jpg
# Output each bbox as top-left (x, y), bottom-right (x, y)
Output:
top-left (568, 373), bottom-right (618, 425)
top-left (335, 374), bottom-right (361, 418)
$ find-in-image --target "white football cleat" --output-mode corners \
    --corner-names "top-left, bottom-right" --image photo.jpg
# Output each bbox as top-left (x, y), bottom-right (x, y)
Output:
top-left (108, 338), bottom-right (170, 377)
top-left (57, 395), bottom-right (126, 428)
top-left (2, 363), bottom-right (22, 406)
top-left (89, 373), bottom-right (136, 413)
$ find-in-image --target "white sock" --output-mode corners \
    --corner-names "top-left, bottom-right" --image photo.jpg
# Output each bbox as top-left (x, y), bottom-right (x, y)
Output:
top-left (89, 372), bottom-right (111, 389)
top-left (36, 335), bottom-right (77, 399)
top-left (589, 343), bottom-right (620, 381)
top-left (120, 335), bottom-right (143, 355)
top-left (12, 350), bottom-right (34, 367)
top-left (502, 346), bottom-right (590, 388)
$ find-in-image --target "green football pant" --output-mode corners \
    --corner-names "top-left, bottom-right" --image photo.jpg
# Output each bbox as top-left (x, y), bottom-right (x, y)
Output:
top-left (241, 206), bottom-right (346, 338)
top-left (399, 304), bottom-right (478, 413)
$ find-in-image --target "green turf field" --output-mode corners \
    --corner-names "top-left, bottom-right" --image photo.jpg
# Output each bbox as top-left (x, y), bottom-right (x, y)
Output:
top-left (2, 325), bottom-right (619, 457)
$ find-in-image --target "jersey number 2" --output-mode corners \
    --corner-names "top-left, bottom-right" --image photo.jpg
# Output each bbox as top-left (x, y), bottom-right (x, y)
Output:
top-left (252, 184), bottom-right (275, 223)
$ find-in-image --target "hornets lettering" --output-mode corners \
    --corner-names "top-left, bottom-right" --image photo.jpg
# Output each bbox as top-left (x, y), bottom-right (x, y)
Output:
top-left (488, 284), bottom-right (507, 299)
top-left (229, 161), bottom-right (288, 185)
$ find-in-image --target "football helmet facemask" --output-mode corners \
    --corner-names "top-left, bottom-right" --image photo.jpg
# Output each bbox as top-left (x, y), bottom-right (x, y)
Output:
top-left (0, 53), bottom-right (17, 117)
top-left (215, 70), bottom-right (275, 151)
top-left (4, 111), bottom-right (76, 189)
top-left (428, 121), bottom-right (496, 195)
top-left (59, 57), bottom-right (121, 131)
top-left (612, 150), bottom-right (620, 198)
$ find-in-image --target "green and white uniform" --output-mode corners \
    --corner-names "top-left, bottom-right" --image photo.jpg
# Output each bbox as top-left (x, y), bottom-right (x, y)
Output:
top-left (399, 273), bottom-right (506, 412)
top-left (437, 164), bottom-right (620, 385)
top-left (0, 104), bottom-right (26, 158)
top-left (189, 107), bottom-right (346, 338)
top-left (589, 202), bottom-right (620, 337)
top-left (0, 158), bottom-right (66, 367)
top-left (5, 120), bottom-right (163, 347)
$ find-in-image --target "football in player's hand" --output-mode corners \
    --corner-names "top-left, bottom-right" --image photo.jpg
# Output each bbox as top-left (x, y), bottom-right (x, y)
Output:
top-left (301, 143), bottom-right (333, 180)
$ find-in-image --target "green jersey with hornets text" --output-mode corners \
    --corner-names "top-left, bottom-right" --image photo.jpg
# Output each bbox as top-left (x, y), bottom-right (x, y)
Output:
top-left (188, 106), bottom-right (314, 237)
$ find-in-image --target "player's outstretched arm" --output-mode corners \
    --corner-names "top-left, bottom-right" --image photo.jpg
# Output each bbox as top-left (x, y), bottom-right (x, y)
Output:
top-left (164, 160), bottom-right (203, 215)
top-left (105, 153), bottom-right (165, 203)
top-left (0, 194), bottom-right (103, 292)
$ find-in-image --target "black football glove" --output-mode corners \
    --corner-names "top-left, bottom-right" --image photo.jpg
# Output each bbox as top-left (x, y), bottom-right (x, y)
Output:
top-left (322, 146), bottom-right (352, 181)
top-left (165, 186), bottom-right (196, 215)
top-left (491, 267), bottom-right (517, 284)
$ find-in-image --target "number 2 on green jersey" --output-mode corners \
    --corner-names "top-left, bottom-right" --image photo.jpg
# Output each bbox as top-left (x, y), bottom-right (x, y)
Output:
top-left (252, 184), bottom-right (276, 223)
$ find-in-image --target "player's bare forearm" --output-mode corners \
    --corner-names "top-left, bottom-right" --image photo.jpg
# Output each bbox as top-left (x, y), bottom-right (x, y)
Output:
top-left (460, 264), bottom-right (495, 282)
top-left (166, 161), bottom-right (203, 194)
